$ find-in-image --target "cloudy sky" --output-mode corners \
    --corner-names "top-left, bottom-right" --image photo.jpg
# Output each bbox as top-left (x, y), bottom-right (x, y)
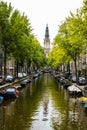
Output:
top-left (3, 0), bottom-right (83, 46)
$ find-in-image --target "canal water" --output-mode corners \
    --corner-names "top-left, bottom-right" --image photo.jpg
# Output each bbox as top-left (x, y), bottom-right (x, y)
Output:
top-left (0, 73), bottom-right (87, 130)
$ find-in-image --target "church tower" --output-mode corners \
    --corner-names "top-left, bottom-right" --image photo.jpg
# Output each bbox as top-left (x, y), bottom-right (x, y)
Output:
top-left (44, 24), bottom-right (50, 57)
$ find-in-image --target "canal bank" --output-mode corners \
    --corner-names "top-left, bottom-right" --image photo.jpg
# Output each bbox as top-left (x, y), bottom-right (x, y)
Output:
top-left (0, 76), bottom-right (30, 89)
top-left (54, 73), bottom-right (87, 97)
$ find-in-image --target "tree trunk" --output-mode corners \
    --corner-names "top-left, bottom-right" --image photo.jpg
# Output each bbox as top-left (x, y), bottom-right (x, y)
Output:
top-left (4, 47), bottom-right (7, 78)
top-left (27, 60), bottom-right (31, 74)
top-left (16, 61), bottom-right (19, 78)
top-left (67, 62), bottom-right (70, 74)
top-left (74, 57), bottom-right (78, 82)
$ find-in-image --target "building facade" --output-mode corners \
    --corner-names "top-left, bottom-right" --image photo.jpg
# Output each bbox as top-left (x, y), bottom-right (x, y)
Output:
top-left (44, 24), bottom-right (50, 57)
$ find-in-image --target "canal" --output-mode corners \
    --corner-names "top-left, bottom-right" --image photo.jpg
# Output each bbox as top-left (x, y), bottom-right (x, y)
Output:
top-left (0, 73), bottom-right (87, 130)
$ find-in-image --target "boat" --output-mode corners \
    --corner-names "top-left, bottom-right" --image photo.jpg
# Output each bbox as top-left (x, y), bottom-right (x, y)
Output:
top-left (67, 85), bottom-right (82, 97)
top-left (79, 96), bottom-right (87, 104)
top-left (84, 103), bottom-right (87, 109)
top-left (28, 77), bottom-right (32, 83)
top-left (0, 96), bottom-right (4, 104)
top-left (13, 83), bottom-right (22, 90)
top-left (20, 79), bottom-right (28, 87)
top-left (33, 73), bottom-right (39, 79)
top-left (0, 87), bottom-right (19, 99)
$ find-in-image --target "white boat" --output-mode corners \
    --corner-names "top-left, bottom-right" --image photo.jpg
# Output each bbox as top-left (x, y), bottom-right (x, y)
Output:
top-left (67, 85), bottom-right (82, 96)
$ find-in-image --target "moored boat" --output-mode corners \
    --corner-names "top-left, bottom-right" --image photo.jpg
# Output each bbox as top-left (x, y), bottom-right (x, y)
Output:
top-left (20, 79), bottom-right (29, 87)
top-left (0, 87), bottom-right (19, 99)
top-left (67, 85), bottom-right (82, 97)
top-left (28, 77), bottom-right (32, 83)
top-left (0, 96), bottom-right (4, 104)
top-left (13, 83), bottom-right (22, 90)
top-left (5, 87), bottom-right (19, 98)
top-left (79, 96), bottom-right (87, 104)
top-left (84, 103), bottom-right (87, 109)
top-left (32, 73), bottom-right (39, 79)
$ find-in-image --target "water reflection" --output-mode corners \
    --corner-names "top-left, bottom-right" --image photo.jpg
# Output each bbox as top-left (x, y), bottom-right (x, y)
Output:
top-left (0, 74), bottom-right (87, 130)
top-left (43, 94), bottom-right (49, 118)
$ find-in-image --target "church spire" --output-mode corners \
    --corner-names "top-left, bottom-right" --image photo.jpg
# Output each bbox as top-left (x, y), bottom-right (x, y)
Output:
top-left (44, 24), bottom-right (50, 57)
top-left (45, 24), bottom-right (49, 39)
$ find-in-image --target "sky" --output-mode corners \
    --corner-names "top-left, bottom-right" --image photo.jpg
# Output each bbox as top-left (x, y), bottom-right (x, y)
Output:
top-left (3, 0), bottom-right (83, 46)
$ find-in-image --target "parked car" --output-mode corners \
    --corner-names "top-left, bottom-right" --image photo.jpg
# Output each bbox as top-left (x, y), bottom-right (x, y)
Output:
top-left (18, 73), bottom-right (23, 78)
top-left (83, 85), bottom-right (87, 93)
top-left (5, 75), bottom-right (14, 83)
top-left (70, 75), bottom-right (77, 83)
top-left (0, 76), bottom-right (5, 85)
top-left (77, 76), bottom-right (86, 85)
top-left (63, 81), bottom-right (71, 89)
top-left (64, 72), bottom-right (72, 79)
top-left (22, 73), bottom-right (27, 77)
top-left (59, 77), bottom-right (65, 84)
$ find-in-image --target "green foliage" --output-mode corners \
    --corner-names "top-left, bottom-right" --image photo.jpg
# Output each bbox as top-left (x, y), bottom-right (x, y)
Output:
top-left (53, 9), bottom-right (86, 63)
top-left (48, 46), bottom-right (71, 68)
top-left (51, 1), bottom-right (87, 74)
top-left (10, 9), bottom-right (32, 62)
top-left (0, 1), bottom-right (46, 76)
top-left (0, 1), bottom-right (13, 51)
top-left (31, 37), bottom-right (46, 68)
top-left (0, 1), bottom-right (13, 77)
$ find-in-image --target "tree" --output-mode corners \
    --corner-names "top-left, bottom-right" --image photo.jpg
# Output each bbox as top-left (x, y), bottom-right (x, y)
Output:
top-left (0, 1), bottom-right (48, 77)
top-left (30, 37), bottom-right (45, 70)
top-left (48, 46), bottom-right (70, 70)
top-left (80, 0), bottom-right (87, 47)
top-left (10, 9), bottom-right (32, 76)
top-left (53, 10), bottom-right (85, 77)
top-left (0, 1), bottom-right (13, 77)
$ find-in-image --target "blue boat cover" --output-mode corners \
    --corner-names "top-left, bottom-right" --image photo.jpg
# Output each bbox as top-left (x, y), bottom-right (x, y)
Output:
top-left (0, 96), bottom-right (4, 100)
top-left (84, 103), bottom-right (87, 108)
